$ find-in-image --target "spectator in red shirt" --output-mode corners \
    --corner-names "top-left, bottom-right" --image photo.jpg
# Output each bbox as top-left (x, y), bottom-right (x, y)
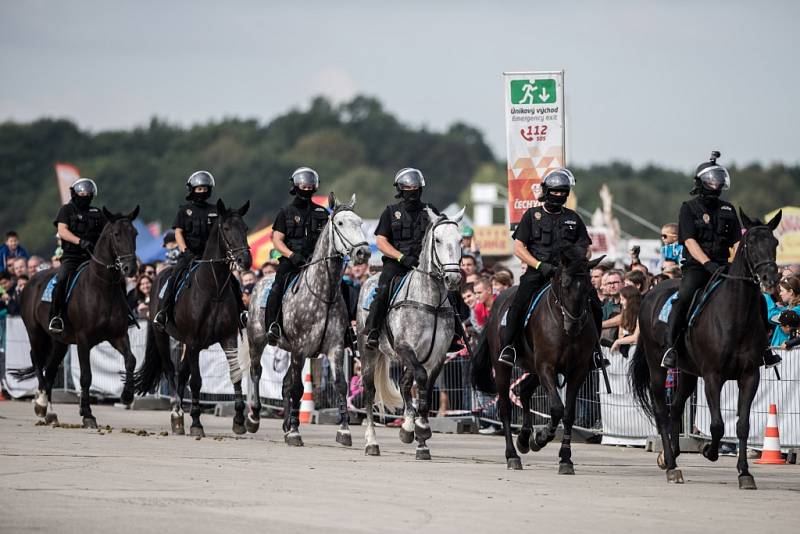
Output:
top-left (473, 276), bottom-right (494, 328)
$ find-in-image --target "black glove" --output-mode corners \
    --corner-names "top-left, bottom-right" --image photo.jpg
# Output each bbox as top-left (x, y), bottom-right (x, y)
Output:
top-left (289, 253), bottom-right (307, 267)
top-left (703, 261), bottom-right (721, 274)
top-left (181, 250), bottom-right (195, 261)
top-left (399, 254), bottom-right (418, 269)
top-left (78, 239), bottom-right (94, 252)
top-left (537, 262), bottom-right (555, 278)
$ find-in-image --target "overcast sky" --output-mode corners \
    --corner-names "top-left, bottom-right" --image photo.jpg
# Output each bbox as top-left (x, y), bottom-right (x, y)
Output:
top-left (1, 0), bottom-right (797, 169)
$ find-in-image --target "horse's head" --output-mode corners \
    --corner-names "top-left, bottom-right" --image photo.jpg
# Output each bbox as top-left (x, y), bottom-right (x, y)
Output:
top-left (738, 208), bottom-right (781, 288)
top-left (328, 193), bottom-right (371, 264)
top-left (555, 245), bottom-right (604, 335)
top-left (216, 199), bottom-right (253, 271)
top-left (101, 206), bottom-right (140, 277)
top-left (423, 206), bottom-right (465, 291)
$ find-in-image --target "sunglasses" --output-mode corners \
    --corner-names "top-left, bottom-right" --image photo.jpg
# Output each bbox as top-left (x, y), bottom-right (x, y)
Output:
top-left (661, 234), bottom-right (676, 239)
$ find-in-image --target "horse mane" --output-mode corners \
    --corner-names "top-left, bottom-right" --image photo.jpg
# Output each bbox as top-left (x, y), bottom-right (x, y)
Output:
top-left (559, 244), bottom-right (589, 274)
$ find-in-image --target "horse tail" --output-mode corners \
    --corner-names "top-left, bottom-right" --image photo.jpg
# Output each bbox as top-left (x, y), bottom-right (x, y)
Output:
top-left (10, 366), bottom-right (37, 381)
top-left (237, 334), bottom-right (251, 376)
top-left (471, 332), bottom-right (497, 395)
top-left (134, 322), bottom-right (168, 395)
top-left (373, 354), bottom-right (403, 410)
top-left (629, 343), bottom-right (654, 420)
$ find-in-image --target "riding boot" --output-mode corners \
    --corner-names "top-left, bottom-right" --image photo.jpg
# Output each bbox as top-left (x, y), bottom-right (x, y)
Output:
top-left (153, 277), bottom-right (175, 332)
top-left (763, 349), bottom-right (782, 368)
top-left (48, 272), bottom-right (69, 334)
top-left (661, 308), bottom-right (682, 369)
top-left (265, 284), bottom-right (284, 346)
top-left (589, 292), bottom-right (608, 368)
top-left (365, 292), bottom-right (389, 350)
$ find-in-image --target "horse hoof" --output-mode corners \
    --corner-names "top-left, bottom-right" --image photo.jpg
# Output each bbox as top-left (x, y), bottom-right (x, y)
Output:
top-left (666, 469), bottom-right (684, 484)
top-left (738, 475), bottom-right (757, 490)
top-left (702, 443), bottom-right (719, 462)
top-left (120, 390), bottom-right (134, 406)
top-left (399, 427), bottom-right (415, 444)
top-left (189, 426), bottom-right (205, 438)
top-left (415, 425), bottom-right (432, 441)
top-left (657, 451), bottom-right (667, 470)
top-left (507, 457), bottom-right (523, 470)
top-left (44, 413), bottom-right (59, 426)
top-left (232, 421), bottom-right (246, 435)
top-left (416, 448), bottom-right (431, 461)
top-left (558, 462), bottom-right (575, 475)
top-left (516, 435), bottom-right (530, 455)
top-left (365, 444), bottom-right (381, 456)
top-left (284, 432), bottom-right (303, 447)
top-left (336, 430), bottom-right (352, 447)
top-left (245, 417), bottom-right (260, 434)
top-left (34, 403), bottom-right (48, 418)
top-left (529, 437), bottom-right (543, 453)
top-left (82, 417), bottom-right (98, 429)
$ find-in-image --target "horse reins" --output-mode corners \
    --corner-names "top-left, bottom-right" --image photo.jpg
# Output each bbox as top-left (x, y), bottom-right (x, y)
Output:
top-left (193, 216), bottom-right (249, 300)
top-left (715, 225), bottom-right (776, 285)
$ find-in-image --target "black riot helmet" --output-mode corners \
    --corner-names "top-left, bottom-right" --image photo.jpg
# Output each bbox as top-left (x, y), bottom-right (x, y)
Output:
top-left (692, 151), bottom-right (730, 197)
top-left (70, 178), bottom-right (98, 210)
top-left (185, 170), bottom-right (215, 201)
top-left (393, 167), bottom-right (425, 201)
top-left (289, 167), bottom-right (319, 198)
top-left (538, 168), bottom-right (575, 209)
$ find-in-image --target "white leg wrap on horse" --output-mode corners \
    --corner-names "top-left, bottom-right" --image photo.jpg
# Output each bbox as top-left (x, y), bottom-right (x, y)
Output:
top-left (224, 348), bottom-right (243, 383)
top-left (35, 390), bottom-right (48, 408)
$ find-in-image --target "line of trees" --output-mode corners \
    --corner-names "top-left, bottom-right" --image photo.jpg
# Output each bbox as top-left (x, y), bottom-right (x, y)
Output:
top-left (1, 95), bottom-right (797, 256)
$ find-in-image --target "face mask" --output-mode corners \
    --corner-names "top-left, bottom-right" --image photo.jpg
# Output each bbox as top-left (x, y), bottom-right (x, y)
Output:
top-left (296, 188), bottom-right (314, 200)
top-left (401, 189), bottom-right (422, 203)
top-left (72, 193), bottom-right (93, 210)
top-left (190, 190), bottom-right (211, 202)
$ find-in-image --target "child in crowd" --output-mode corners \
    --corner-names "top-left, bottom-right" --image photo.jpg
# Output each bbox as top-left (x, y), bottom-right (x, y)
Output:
top-left (611, 285), bottom-right (641, 357)
top-left (778, 309), bottom-right (800, 350)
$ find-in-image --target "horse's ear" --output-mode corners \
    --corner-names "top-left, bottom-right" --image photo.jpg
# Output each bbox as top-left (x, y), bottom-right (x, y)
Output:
top-left (588, 255), bottom-right (606, 270)
top-left (425, 207), bottom-right (438, 224)
top-left (348, 194), bottom-right (356, 209)
top-left (127, 205), bottom-right (140, 221)
top-left (739, 208), bottom-right (754, 229)
top-left (102, 207), bottom-right (114, 222)
top-left (328, 192), bottom-right (338, 210)
top-left (216, 198), bottom-right (227, 214)
top-left (767, 210), bottom-right (782, 232)
top-left (452, 206), bottom-right (466, 224)
top-left (237, 201), bottom-right (250, 217)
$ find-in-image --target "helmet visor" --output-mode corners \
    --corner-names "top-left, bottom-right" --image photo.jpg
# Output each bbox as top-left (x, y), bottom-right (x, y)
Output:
top-left (188, 171), bottom-right (215, 188)
top-left (72, 178), bottom-right (98, 196)
top-left (291, 168), bottom-right (319, 189)
top-left (543, 169), bottom-right (576, 189)
top-left (698, 166), bottom-right (730, 191)
top-left (394, 168), bottom-right (425, 188)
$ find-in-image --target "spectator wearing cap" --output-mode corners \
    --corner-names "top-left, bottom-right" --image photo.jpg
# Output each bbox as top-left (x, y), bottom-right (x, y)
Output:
top-left (777, 310), bottom-right (800, 350)
top-left (162, 230), bottom-right (180, 269)
top-left (242, 283), bottom-right (255, 308)
top-left (765, 276), bottom-right (800, 347)
top-left (460, 225), bottom-right (483, 270)
top-left (0, 231), bottom-right (29, 272)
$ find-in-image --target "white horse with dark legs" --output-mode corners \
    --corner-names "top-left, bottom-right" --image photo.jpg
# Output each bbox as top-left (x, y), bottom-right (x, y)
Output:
top-left (357, 208), bottom-right (464, 460)
top-left (241, 193), bottom-right (370, 446)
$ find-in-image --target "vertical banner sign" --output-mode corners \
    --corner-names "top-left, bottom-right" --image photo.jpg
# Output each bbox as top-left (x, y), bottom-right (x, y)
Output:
top-left (54, 162), bottom-right (81, 204)
top-left (504, 71), bottom-right (565, 229)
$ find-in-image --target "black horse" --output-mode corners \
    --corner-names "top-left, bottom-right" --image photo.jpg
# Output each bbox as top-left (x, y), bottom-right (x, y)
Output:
top-left (15, 207), bottom-right (139, 428)
top-left (473, 246), bottom-right (603, 471)
top-left (630, 209), bottom-right (781, 489)
top-left (135, 200), bottom-right (251, 437)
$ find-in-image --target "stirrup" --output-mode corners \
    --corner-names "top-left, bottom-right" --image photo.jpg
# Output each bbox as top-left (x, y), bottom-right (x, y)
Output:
top-left (267, 322), bottom-right (282, 345)
top-left (152, 310), bottom-right (168, 332)
top-left (763, 351), bottom-right (782, 369)
top-left (48, 316), bottom-right (64, 334)
top-left (498, 345), bottom-right (516, 367)
top-left (239, 310), bottom-right (249, 329)
top-left (661, 347), bottom-right (677, 369)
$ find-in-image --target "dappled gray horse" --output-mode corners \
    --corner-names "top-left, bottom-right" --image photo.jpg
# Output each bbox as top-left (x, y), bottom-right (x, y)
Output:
top-left (241, 193), bottom-right (370, 446)
top-left (357, 207), bottom-right (464, 460)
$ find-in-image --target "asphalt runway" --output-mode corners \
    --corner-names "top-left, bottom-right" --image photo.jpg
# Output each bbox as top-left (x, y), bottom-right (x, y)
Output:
top-left (0, 400), bottom-right (798, 533)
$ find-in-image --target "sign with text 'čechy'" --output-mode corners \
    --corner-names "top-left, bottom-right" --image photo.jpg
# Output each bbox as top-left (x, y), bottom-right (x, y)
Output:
top-left (504, 71), bottom-right (565, 229)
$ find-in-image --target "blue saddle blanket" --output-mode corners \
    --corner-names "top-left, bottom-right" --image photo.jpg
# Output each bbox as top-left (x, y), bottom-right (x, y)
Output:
top-left (41, 263), bottom-right (88, 304)
top-left (258, 274), bottom-right (299, 309)
top-left (657, 280), bottom-right (722, 326)
top-left (362, 273), bottom-right (411, 311)
top-left (158, 263), bottom-right (200, 302)
top-left (501, 283), bottom-right (551, 327)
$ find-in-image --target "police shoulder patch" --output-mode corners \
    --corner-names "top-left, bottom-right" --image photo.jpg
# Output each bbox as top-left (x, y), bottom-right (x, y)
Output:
top-left (702, 213), bottom-right (710, 223)
top-left (294, 215), bottom-right (301, 223)
top-left (534, 211), bottom-right (542, 220)
top-left (186, 208), bottom-right (192, 216)
top-left (394, 211), bottom-right (402, 219)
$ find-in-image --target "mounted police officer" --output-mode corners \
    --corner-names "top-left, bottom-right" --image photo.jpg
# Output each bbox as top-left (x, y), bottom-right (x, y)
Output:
top-left (154, 170), bottom-right (246, 330)
top-left (48, 178), bottom-right (105, 333)
top-left (661, 152), bottom-right (781, 369)
top-left (364, 168), bottom-right (469, 350)
top-left (265, 167), bottom-right (328, 345)
top-left (498, 168), bottom-right (598, 366)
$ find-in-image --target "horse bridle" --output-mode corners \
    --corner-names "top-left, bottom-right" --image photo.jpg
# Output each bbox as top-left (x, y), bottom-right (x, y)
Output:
top-left (551, 267), bottom-right (591, 330)
top-left (420, 217), bottom-right (461, 281)
top-left (88, 223), bottom-right (137, 273)
top-left (717, 225), bottom-right (777, 285)
top-left (194, 214), bottom-right (250, 299)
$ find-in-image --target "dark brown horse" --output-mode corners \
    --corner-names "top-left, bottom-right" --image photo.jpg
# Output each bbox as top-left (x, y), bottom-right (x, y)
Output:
top-left (15, 207), bottom-right (139, 428)
top-left (630, 209), bottom-right (781, 489)
top-left (473, 246), bottom-right (603, 471)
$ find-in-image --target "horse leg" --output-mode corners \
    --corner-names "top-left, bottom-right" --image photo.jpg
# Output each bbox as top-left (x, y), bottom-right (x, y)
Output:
top-left (41, 341), bottom-right (68, 425)
top-left (108, 336), bottom-right (137, 407)
top-left (405, 353), bottom-right (432, 461)
top-left (362, 353), bottom-right (380, 456)
top-left (330, 347), bottom-right (352, 447)
top-left (701, 374), bottom-right (724, 463)
top-left (222, 337), bottom-right (246, 435)
top-left (735, 370), bottom-right (760, 490)
top-left (171, 356), bottom-right (190, 435)
top-left (75, 342), bottom-right (97, 428)
top-left (531, 372), bottom-right (563, 452)
top-left (416, 364), bottom-right (444, 461)
top-left (187, 347), bottom-right (205, 438)
top-left (650, 366), bottom-right (682, 482)
top-left (246, 339), bottom-right (265, 434)
top-left (668, 373), bottom-right (697, 461)
top-left (284, 356), bottom-right (304, 446)
top-left (493, 364), bottom-right (520, 469)
top-left (516, 374), bottom-right (539, 455)
top-left (28, 328), bottom-right (52, 419)
top-left (398, 366), bottom-right (416, 444)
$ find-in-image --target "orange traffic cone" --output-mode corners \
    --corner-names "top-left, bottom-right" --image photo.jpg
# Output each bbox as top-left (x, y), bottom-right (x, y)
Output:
top-left (755, 404), bottom-right (785, 465)
top-left (298, 359), bottom-right (315, 424)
